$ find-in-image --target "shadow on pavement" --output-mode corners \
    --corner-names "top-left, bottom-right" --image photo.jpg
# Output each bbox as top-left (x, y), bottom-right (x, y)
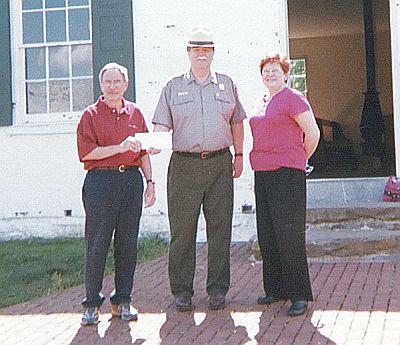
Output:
top-left (1, 244), bottom-right (399, 344)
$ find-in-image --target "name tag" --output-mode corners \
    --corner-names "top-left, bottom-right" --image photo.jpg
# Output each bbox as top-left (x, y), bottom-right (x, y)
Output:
top-left (177, 91), bottom-right (189, 96)
top-left (218, 83), bottom-right (225, 91)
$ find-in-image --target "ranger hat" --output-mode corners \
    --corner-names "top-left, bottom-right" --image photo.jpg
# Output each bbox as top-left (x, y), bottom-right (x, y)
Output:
top-left (187, 25), bottom-right (215, 48)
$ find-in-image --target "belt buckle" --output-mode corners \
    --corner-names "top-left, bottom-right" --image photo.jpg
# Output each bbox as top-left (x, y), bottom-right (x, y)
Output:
top-left (200, 151), bottom-right (209, 160)
top-left (118, 165), bottom-right (126, 172)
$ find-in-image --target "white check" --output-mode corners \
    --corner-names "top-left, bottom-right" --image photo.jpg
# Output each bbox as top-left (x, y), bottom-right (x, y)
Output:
top-left (135, 132), bottom-right (172, 150)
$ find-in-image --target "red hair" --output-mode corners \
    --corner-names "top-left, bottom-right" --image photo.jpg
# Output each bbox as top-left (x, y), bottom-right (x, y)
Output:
top-left (259, 54), bottom-right (291, 74)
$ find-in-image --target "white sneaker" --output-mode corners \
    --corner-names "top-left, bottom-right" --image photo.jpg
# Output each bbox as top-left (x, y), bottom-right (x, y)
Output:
top-left (81, 307), bottom-right (99, 326)
top-left (111, 303), bottom-right (138, 321)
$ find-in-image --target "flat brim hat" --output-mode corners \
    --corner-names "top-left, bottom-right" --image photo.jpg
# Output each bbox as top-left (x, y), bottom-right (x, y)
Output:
top-left (187, 25), bottom-right (215, 48)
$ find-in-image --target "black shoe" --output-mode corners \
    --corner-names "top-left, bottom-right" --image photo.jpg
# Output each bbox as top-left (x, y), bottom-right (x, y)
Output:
top-left (175, 296), bottom-right (192, 312)
top-left (208, 293), bottom-right (226, 310)
top-left (257, 295), bottom-right (281, 305)
top-left (287, 300), bottom-right (308, 317)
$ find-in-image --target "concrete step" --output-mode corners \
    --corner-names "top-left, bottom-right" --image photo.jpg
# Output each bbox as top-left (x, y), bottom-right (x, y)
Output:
top-left (252, 200), bottom-right (400, 263)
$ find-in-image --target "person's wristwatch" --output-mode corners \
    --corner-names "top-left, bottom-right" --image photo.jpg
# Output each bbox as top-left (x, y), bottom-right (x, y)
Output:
top-left (146, 179), bottom-right (155, 185)
top-left (234, 153), bottom-right (243, 157)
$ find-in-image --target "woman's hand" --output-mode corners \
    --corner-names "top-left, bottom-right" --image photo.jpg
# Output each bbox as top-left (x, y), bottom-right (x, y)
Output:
top-left (294, 111), bottom-right (320, 159)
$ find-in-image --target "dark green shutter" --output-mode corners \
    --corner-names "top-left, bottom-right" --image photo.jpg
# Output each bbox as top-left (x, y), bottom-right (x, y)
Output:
top-left (0, 0), bottom-right (13, 126)
top-left (91, 0), bottom-right (136, 101)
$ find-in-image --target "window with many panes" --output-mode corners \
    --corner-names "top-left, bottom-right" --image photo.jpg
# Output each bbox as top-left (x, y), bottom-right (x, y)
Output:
top-left (11, 0), bottom-right (93, 123)
top-left (290, 58), bottom-right (307, 96)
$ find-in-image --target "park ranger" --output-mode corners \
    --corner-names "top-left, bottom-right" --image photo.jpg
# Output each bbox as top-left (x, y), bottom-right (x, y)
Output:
top-left (152, 25), bottom-right (246, 311)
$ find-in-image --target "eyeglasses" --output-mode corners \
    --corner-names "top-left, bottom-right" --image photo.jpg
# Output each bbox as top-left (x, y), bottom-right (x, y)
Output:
top-left (102, 80), bottom-right (125, 87)
top-left (261, 69), bottom-right (282, 76)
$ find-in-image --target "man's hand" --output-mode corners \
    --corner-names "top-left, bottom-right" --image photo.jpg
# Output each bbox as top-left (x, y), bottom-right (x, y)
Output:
top-left (147, 147), bottom-right (162, 155)
top-left (144, 182), bottom-right (156, 207)
top-left (148, 124), bottom-right (170, 154)
top-left (119, 137), bottom-right (142, 153)
top-left (232, 155), bottom-right (243, 178)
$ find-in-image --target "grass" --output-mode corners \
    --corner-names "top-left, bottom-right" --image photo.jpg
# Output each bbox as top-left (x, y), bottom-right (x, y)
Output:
top-left (0, 235), bottom-right (169, 309)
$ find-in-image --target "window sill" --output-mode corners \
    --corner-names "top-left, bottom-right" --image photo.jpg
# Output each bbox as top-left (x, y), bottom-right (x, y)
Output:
top-left (0, 121), bottom-right (78, 137)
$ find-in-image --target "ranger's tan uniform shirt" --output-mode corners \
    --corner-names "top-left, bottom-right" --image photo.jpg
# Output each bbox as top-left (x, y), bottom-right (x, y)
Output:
top-left (152, 70), bottom-right (247, 152)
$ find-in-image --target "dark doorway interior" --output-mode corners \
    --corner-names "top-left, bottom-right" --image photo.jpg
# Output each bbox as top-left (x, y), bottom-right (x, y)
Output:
top-left (288, 0), bottom-right (395, 178)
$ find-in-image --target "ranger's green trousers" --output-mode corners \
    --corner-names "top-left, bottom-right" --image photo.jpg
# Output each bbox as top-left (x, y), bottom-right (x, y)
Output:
top-left (167, 151), bottom-right (233, 297)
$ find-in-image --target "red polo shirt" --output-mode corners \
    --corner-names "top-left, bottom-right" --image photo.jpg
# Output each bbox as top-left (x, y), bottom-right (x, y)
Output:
top-left (77, 96), bottom-right (148, 170)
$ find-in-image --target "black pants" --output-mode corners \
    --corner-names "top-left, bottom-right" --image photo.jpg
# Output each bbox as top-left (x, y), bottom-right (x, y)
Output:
top-left (255, 168), bottom-right (313, 301)
top-left (167, 151), bottom-right (233, 297)
top-left (81, 168), bottom-right (143, 308)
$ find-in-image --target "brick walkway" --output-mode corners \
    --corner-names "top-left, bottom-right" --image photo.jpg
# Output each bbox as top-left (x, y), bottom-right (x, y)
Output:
top-left (1, 243), bottom-right (400, 345)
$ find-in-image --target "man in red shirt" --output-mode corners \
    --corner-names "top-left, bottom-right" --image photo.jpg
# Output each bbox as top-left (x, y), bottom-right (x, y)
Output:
top-left (77, 62), bottom-right (155, 326)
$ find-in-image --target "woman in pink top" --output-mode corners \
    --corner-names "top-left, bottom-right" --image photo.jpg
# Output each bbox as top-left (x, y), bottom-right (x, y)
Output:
top-left (249, 54), bottom-right (320, 317)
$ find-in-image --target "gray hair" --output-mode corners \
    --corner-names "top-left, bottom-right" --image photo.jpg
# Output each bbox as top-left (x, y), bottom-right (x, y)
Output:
top-left (98, 62), bottom-right (129, 83)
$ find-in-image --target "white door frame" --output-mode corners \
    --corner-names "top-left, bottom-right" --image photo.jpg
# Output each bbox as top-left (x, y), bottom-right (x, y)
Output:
top-left (390, 0), bottom-right (400, 175)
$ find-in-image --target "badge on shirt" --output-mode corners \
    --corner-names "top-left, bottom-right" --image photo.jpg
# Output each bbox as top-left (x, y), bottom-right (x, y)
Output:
top-left (177, 91), bottom-right (189, 96)
top-left (218, 83), bottom-right (225, 91)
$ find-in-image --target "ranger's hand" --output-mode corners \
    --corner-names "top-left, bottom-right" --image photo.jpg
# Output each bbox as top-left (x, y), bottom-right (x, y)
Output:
top-left (232, 155), bottom-right (243, 178)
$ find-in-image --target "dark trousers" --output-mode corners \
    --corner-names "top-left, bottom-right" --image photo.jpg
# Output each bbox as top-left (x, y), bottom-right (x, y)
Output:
top-left (167, 151), bottom-right (233, 297)
top-left (255, 168), bottom-right (313, 301)
top-left (81, 168), bottom-right (143, 308)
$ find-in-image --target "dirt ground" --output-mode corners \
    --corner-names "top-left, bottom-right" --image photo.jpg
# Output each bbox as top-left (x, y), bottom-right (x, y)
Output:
top-left (251, 235), bottom-right (400, 262)
top-left (307, 237), bottom-right (400, 260)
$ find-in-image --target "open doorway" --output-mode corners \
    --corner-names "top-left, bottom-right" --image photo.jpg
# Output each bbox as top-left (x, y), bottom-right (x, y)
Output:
top-left (288, 0), bottom-right (395, 178)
